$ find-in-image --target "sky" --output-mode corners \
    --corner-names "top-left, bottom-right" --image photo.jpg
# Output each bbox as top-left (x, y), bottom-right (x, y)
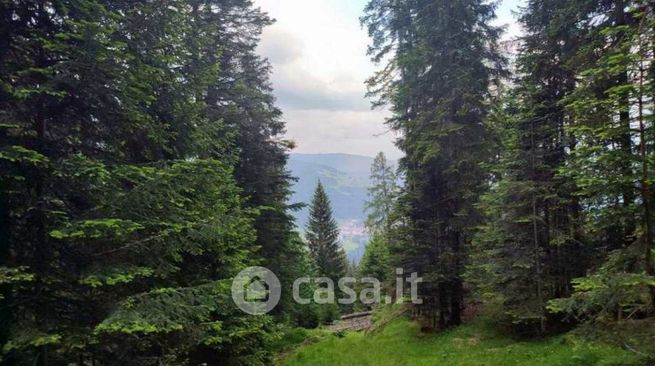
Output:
top-left (254, 0), bottom-right (525, 160)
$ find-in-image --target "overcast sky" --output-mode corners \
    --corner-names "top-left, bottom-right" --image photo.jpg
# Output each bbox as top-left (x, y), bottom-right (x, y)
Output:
top-left (254, 0), bottom-right (525, 160)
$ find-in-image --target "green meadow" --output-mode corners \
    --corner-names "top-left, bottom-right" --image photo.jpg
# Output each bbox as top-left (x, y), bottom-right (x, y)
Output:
top-left (278, 317), bottom-right (645, 366)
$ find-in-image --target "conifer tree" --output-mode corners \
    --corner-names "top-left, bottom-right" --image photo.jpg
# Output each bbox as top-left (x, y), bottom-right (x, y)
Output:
top-left (0, 1), bottom-right (286, 364)
top-left (361, 152), bottom-right (396, 287)
top-left (468, 0), bottom-right (591, 334)
top-left (359, 233), bottom-right (391, 282)
top-left (365, 152), bottom-right (398, 235)
top-left (551, 1), bottom-right (655, 320)
top-left (363, 0), bottom-right (504, 328)
top-left (305, 182), bottom-right (348, 282)
top-left (199, 0), bottom-right (302, 318)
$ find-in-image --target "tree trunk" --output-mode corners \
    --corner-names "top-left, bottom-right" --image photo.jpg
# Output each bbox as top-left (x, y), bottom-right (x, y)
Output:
top-left (531, 118), bottom-right (546, 334)
top-left (637, 57), bottom-right (655, 311)
top-left (616, 0), bottom-right (636, 248)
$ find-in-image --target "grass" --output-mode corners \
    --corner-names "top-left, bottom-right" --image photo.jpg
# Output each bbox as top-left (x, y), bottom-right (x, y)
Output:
top-left (277, 315), bottom-right (646, 366)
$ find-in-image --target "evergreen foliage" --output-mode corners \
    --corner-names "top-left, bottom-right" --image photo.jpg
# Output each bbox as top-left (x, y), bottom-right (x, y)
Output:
top-left (359, 233), bottom-right (391, 283)
top-left (0, 1), bottom-right (300, 364)
top-left (362, 0), bottom-right (655, 340)
top-left (2, 0), bottom-right (655, 363)
top-left (360, 152), bottom-right (396, 289)
top-left (305, 182), bottom-right (348, 283)
top-left (362, 0), bottom-right (504, 328)
top-left (550, 0), bottom-right (655, 322)
top-left (467, 0), bottom-right (590, 332)
top-left (364, 152), bottom-right (398, 235)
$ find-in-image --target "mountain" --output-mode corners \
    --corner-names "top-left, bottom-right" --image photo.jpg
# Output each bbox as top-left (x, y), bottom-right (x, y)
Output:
top-left (288, 153), bottom-right (374, 262)
top-left (289, 153), bottom-right (373, 186)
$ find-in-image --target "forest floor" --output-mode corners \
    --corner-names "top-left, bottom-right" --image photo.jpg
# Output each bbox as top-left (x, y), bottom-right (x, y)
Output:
top-left (276, 311), bottom-right (649, 366)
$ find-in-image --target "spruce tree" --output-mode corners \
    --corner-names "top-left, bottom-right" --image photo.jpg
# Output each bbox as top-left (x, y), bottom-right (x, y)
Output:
top-left (359, 233), bottom-right (391, 282)
top-left (363, 0), bottom-right (504, 328)
top-left (197, 0), bottom-right (302, 318)
top-left (551, 1), bottom-right (655, 320)
top-left (365, 152), bottom-right (398, 234)
top-left (361, 152), bottom-right (396, 287)
top-left (305, 182), bottom-right (348, 282)
top-left (468, 0), bottom-right (591, 334)
top-left (0, 1), bottom-right (284, 364)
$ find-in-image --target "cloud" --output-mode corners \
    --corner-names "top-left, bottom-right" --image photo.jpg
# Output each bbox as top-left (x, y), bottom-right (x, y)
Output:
top-left (254, 0), bottom-right (524, 159)
top-left (254, 0), bottom-right (399, 157)
top-left (259, 28), bottom-right (303, 65)
top-left (271, 67), bottom-right (370, 111)
top-left (284, 109), bottom-right (402, 159)
top-left (256, 0), bottom-right (375, 112)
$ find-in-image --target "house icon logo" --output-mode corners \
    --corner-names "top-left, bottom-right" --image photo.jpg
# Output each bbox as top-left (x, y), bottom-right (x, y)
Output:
top-left (245, 276), bottom-right (269, 302)
top-left (231, 266), bottom-right (281, 315)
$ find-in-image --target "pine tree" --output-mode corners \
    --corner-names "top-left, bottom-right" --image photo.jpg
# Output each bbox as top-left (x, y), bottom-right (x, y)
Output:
top-left (359, 233), bottom-right (391, 282)
top-left (365, 152), bottom-right (398, 234)
top-left (363, 0), bottom-right (504, 328)
top-left (551, 1), bottom-right (655, 320)
top-left (0, 1), bottom-right (283, 364)
top-left (305, 182), bottom-right (348, 282)
top-left (361, 152), bottom-right (396, 288)
top-left (468, 0), bottom-right (592, 334)
top-left (197, 0), bottom-right (302, 318)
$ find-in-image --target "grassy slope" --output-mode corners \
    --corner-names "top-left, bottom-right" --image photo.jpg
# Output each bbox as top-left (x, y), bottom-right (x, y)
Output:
top-left (278, 318), bottom-right (646, 366)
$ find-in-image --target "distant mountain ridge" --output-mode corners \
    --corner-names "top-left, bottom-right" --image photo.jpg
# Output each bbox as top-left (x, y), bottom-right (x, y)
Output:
top-left (288, 153), bottom-right (372, 227)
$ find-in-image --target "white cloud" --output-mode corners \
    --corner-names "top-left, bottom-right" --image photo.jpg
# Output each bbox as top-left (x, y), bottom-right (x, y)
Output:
top-left (284, 109), bottom-right (401, 160)
top-left (255, 0), bottom-right (525, 159)
top-left (259, 28), bottom-right (304, 65)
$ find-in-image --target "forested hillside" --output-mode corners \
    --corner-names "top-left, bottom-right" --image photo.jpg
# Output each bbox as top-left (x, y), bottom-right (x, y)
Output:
top-left (2, 0), bottom-right (655, 365)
